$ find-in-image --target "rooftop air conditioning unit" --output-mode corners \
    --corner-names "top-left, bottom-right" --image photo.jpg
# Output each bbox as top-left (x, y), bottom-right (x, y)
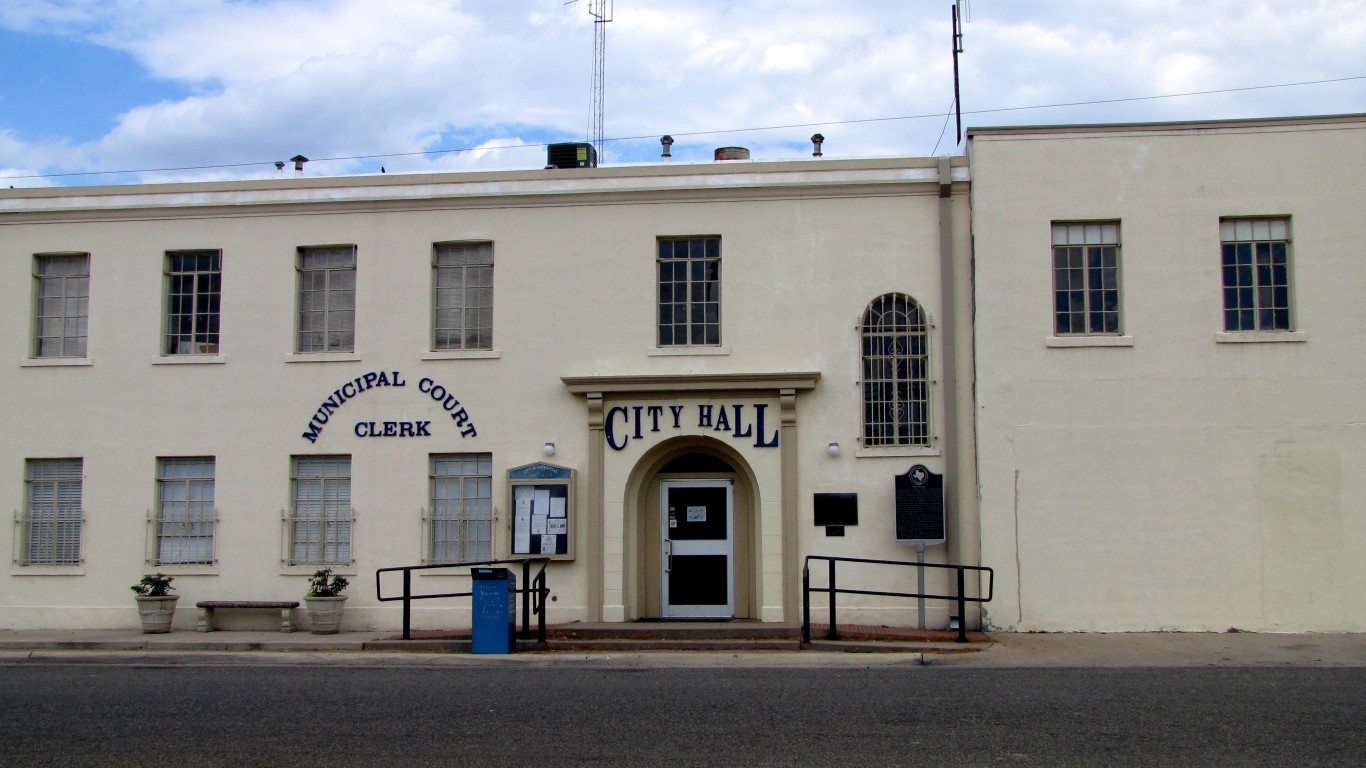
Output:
top-left (547, 142), bottom-right (598, 169)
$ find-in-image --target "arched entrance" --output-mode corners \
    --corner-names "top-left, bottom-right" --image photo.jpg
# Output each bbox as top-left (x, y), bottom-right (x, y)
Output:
top-left (623, 436), bottom-right (759, 620)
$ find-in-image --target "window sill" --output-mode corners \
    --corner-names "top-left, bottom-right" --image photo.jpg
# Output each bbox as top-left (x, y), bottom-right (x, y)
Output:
top-left (420, 349), bottom-right (501, 361)
top-left (1045, 335), bottom-right (1134, 348)
top-left (855, 445), bottom-right (941, 459)
top-left (11, 566), bottom-right (85, 576)
top-left (284, 353), bottom-right (362, 364)
top-left (279, 565), bottom-right (356, 576)
top-left (21, 357), bottom-right (92, 367)
top-left (152, 355), bottom-right (227, 365)
top-left (1214, 331), bottom-right (1307, 344)
top-left (149, 566), bottom-right (220, 575)
top-left (649, 346), bottom-right (732, 357)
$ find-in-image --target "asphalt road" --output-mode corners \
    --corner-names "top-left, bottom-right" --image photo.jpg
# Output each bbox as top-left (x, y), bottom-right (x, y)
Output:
top-left (1, 664), bottom-right (1362, 767)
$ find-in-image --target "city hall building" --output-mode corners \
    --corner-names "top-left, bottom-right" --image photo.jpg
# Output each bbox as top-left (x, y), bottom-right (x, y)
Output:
top-left (2, 112), bottom-right (1362, 634)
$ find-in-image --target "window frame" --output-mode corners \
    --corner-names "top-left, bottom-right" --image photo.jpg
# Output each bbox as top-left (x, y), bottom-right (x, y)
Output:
top-left (427, 453), bottom-right (494, 563)
top-left (859, 293), bottom-right (932, 448)
top-left (1051, 222), bottom-right (1122, 336)
top-left (287, 456), bottom-right (353, 566)
top-left (32, 253), bottom-right (91, 359)
top-left (431, 242), bottom-right (494, 352)
top-left (154, 457), bottom-right (217, 566)
top-left (22, 458), bottom-right (84, 566)
top-left (295, 245), bottom-right (357, 354)
top-left (1220, 217), bottom-right (1293, 332)
top-left (656, 236), bottom-right (722, 348)
top-left (163, 250), bottom-right (223, 355)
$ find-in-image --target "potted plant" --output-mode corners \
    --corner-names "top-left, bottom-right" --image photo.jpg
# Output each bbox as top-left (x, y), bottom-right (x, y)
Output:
top-left (304, 568), bottom-right (349, 634)
top-left (130, 573), bottom-right (178, 634)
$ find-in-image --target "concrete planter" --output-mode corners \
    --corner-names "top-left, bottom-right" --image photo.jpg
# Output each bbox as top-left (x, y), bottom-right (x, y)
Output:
top-left (135, 595), bottom-right (179, 634)
top-left (304, 596), bottom-right (347, 634)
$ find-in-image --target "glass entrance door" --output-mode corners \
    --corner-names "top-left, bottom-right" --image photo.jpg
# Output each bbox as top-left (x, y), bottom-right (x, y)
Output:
top-left (661, 480), bottom-right (734, 618)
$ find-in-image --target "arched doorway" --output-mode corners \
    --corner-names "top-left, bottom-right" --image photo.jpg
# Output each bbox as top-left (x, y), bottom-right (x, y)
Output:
top-left (624, 436), bottom-right (759, 620)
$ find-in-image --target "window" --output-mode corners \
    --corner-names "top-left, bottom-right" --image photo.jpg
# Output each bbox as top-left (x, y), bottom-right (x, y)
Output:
top-left (23, 459), bottom-right (83, 565)
top-left (33, 254), bottom-right (90, 358)
top-left (296, 246), bottom-right (356, 353)
top-left (429, 454), bottom-right (493, 562)
top-left (657, 237), bottom-right (721, 346)
top-left (156, 458), bottom-right (216, 565)
top-left (1052, 223), bottom-right (1121, 335)
top-left (289, 456), bottom-right (352, 565)
top-left (433, 242), bottom-right (493, 350)
top-left (1221, 218), bottom-right (1291, 331)
top-left (165, 250), bottom-right (222, 355)
top-left (861, 294), bottom-right (930, 447)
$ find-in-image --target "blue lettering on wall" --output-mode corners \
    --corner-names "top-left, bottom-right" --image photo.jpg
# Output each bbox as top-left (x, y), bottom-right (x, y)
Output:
top-left (302, 371), bottom-right (477, 442)
top-left (602, 402), bottom-right (780, 451)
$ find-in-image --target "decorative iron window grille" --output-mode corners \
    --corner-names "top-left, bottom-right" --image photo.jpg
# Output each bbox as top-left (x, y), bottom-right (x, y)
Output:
top-left (860, 294), bottom-right (931, 447)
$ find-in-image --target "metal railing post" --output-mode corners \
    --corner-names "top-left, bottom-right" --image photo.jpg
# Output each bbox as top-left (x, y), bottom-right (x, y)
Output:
top-left (402, 568), bottom-right (412, 641)
top-left (827, 558), bottom-right (838, 641)
top-left (955, 566), bottom-right (967, 643)
top-left (521, 560), bottom-right (531, 637)
top-left (801, 562), bottom-right (811, 644)
top-left (537, 569), bottom-right (547, 644)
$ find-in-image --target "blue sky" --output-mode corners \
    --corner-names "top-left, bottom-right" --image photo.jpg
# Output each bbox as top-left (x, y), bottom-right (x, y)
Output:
top-left (1, 0), bottom-right (1363, 187)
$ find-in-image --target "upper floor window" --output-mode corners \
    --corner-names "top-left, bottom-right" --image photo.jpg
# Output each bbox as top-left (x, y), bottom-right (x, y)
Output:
top-left (156, 457), bottom-right (216, 565)
top-left (1221, 217), bottom-right (1292, 332)
top-left (165, 250), bottom-right (222, 355)
top-left (296, 246), bottom-right (356, 353)
top-left (1052, 222), bottom-right (1121, 335)
top-left (23, 458), bottom-right (84, 565)
top-left (33, 253), bottom-right (90, 358)
top-left (861, 294), bottom-right (930, 447)
top-left (433, 242), bottom-right (493, 351)
top-left (657, 237), bottom-right (721, 347)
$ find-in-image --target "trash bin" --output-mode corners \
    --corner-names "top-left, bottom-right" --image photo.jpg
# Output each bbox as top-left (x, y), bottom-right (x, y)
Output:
top-left (471, 567), bottom-right (517, 654)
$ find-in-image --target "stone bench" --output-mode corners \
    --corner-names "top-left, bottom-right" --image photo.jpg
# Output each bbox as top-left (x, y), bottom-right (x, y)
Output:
top-left (196, 600), bottom-right (300, 633)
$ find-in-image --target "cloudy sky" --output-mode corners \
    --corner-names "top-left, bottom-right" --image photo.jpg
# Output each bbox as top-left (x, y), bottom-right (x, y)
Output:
top-left (1, 0), bottom-right (1362, 186)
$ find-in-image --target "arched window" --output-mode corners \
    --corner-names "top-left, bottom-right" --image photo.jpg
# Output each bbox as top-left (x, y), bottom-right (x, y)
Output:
top-left (861, 294), bottom-right (930, 447)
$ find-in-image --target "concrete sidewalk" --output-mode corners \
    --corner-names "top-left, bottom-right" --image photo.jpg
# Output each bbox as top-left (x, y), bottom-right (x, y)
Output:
top-left (0, 628), bottom-right (1363, 668)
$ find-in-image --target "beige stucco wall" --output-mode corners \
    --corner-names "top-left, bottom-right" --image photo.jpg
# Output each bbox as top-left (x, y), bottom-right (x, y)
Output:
top-left (970, 115), bottom-right (1366, 631)
top-left (0, 157), bottom-right (975, 631)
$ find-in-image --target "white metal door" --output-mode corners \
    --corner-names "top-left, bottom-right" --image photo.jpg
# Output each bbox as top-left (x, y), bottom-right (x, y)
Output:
top-left (660, 480), bottom-right (734, 618)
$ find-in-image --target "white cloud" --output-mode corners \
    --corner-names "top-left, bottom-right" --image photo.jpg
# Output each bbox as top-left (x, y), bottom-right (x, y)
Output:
top-left (0, 0), bottom-right (1362, 185)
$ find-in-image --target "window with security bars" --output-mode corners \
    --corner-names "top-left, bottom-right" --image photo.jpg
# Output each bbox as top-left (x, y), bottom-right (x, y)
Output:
top-left (156, 458), bottom-right (216, 565)
top-left (657, 237), bottom-right (721, 346)
top-left (33, 254), bottom-right (90, 358)
top-left (164, 250), bottom-right (222, 355)
top-left (1221, 218), bottom-right (1292, 331)
top-left (296, 246), bottom-right (356, 353)
top-left (861, 294), bottom-right (930, 447)
top-left (1052, 223), bottom-right (1121, 335)
top-left (24, 459), bottom-right (83, 565)
top-left (289, 456), bottom-right (352, 565)
top-left (433, 243), bottom-right (493, 350)
top-left (428, 454), bottom-right (493, 563)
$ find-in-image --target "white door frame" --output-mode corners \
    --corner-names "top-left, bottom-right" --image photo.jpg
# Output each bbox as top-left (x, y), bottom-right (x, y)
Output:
top-left (660, 479), bottom-right (734, 618)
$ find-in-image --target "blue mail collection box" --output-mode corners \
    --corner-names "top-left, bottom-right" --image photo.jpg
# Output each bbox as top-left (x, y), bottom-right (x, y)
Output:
top-left (471, 568), bottom-right (517, 654)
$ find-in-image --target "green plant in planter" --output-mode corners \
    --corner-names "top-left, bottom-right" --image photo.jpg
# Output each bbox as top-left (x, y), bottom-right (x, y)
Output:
top-left (130, 573), bottom-right (176, 597)
top-left (307, 568), bottom-right (349, 597)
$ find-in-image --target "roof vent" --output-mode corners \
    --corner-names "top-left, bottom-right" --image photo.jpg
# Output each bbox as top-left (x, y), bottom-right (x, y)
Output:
top-left (547, 142), bottom-right (598, 169)
top-left (713, 147), bottom-right (750, 161)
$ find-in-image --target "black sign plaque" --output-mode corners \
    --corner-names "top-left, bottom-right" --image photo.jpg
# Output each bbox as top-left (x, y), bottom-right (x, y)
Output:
top-left (895, 464), bottom-right (945, 544)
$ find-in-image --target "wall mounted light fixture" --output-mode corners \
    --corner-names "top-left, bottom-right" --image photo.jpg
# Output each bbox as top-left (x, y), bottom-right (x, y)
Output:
top-left (827, 442), bottom-right (840, 457)
top-left (543, 442), bottom-right (556, 457)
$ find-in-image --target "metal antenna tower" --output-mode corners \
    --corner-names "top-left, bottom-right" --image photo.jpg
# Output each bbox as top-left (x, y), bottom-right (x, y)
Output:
top-left (587, 0), bottom-right (613, 160)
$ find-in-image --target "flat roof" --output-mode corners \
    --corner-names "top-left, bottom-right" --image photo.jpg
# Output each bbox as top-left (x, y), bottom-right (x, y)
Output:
top-left (967, 112), bottom-right (1366, 138)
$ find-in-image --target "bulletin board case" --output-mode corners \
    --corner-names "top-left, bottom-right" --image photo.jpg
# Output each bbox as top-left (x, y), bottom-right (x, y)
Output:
top-left (507, 462), bottom-right (576, 561)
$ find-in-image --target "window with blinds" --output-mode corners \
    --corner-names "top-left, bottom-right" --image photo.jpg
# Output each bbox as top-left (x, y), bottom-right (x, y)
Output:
top-left (428, 454), bottom-right (493, 563)
top-left (33, 254), bottom-right (90, 358)
top-left (156, 458), bottom-right (216, 565)
top-left (24, 458), bottom-right (83, 565)
top-left (296, 246), bottom-right (356, 353)
top-left (432, 242), bottom-right (493, 351)
top-left (289, 456), bottom-right (352, 565)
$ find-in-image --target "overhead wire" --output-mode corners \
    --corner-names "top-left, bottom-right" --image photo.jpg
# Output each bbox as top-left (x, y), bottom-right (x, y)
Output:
top-left (2, 74), bottom-right (1363, 182)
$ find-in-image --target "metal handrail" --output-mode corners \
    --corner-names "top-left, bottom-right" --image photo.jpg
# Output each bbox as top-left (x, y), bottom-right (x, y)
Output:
top-left (802, 555), bottom-right (993, 644)
top-left (376, 558), bottom-right (551, 642)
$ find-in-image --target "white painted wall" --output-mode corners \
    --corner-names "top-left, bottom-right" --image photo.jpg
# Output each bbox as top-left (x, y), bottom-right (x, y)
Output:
top-left (970, 116), bottom-right (1366, 631)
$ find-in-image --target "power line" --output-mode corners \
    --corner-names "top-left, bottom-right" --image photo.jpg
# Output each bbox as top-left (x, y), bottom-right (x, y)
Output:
top-left (3, 75), bottom-right (1363, 182)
